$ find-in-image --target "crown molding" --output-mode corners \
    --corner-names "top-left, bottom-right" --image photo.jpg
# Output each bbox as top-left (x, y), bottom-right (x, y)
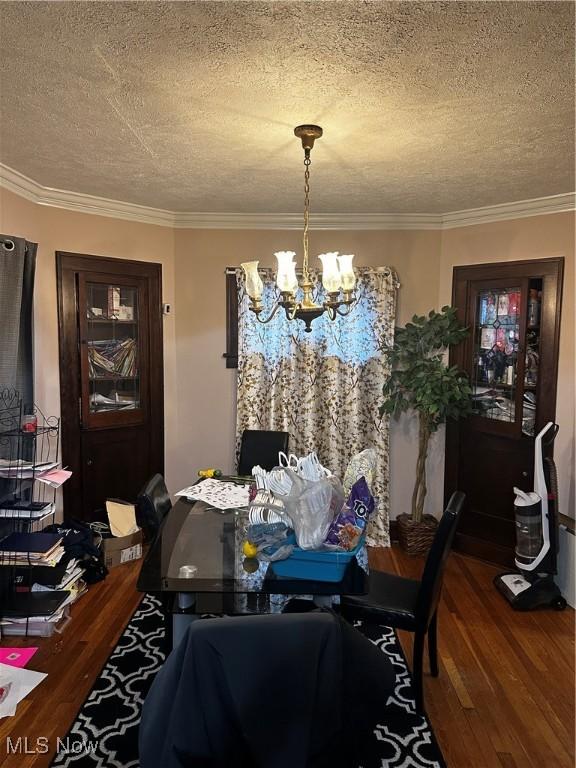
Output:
top-left (441, 192), bottom-right (576, 229)
top-left (0, 163), bottom-right (176, 227)
top-left (1, 162), bottom-right (574, 231)
top-left (171, 211), bottom-right (443, 230)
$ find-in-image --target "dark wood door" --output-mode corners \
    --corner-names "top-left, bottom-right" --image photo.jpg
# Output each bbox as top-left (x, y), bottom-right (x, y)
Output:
top-left (445, 258), bottom-right (563, 566)
top-left (57, 252), bottom-right (164, 520)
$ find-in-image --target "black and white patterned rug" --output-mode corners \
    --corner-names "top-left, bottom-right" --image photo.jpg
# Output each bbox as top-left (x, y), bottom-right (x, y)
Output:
top-left (50, 594), bottom-right (446, 768)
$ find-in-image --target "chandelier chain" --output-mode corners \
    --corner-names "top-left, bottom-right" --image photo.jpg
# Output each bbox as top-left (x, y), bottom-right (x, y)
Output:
top-left (239, 124), bottom-right (357, 333)
top-left (303, 154), bottom-right (311, 282)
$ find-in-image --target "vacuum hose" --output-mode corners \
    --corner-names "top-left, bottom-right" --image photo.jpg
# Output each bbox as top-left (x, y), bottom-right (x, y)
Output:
top-left (545, 456), bottom-right (559, 508)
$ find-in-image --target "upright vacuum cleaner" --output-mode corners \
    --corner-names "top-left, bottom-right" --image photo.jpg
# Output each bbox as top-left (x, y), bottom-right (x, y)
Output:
top-left (494, 421), bottom-right (567, 610)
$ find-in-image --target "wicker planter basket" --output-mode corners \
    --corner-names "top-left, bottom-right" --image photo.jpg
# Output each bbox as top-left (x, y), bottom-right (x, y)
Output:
top-left (396, 513), bottom-right (438, 556)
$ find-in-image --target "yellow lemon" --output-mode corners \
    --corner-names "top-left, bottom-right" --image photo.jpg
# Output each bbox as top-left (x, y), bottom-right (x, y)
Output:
top-left (242, 540), bottom-right (258, 558)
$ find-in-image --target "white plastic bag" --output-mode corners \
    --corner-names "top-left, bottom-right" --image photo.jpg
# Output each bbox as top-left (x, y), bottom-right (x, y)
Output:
top-left (282, 470), bottom-right (344, 550)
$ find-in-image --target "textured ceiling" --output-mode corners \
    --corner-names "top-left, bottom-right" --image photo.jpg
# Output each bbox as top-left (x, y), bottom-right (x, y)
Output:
top-left (0, 1), bottom-right (574, 214)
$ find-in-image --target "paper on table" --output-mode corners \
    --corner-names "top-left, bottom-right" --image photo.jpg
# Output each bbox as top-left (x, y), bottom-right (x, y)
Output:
top-left (106, 500), bottom-right (139, 537)
top-left (175, 478), bottom-right (250, 510)
top-left (0, 662), bottom-right (47, 717)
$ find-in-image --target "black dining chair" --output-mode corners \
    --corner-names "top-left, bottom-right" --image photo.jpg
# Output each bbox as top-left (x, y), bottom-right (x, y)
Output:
top-left (237, 429), bottom-right (289, 475)
top-left (136, 473), bottom-right (172, 542)
top-left (340, 490), bottom-right (465, 713)
top-left (140, 610), bottom-right (396, 768)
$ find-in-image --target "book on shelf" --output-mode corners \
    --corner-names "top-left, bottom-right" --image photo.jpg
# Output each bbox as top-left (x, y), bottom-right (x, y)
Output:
top-left (0, 531), bottom-right (63, 556)
top-left (32, 563), bottom-right (84, 593)
top-left (0, 501), bottom-right (55, 519)
top-left (0, 603), bottom-right (71, 636)
top-left (0, 548), bottom-right (65, 567)
top-left (87, 338), bottom-right (138, 378)
top-left (1, 590), bottom-right (69, 618)
top-left (0, 533), bottom-right (65, 566)
top-left (0, 460), bottom-right (56, 469)
top-left (11, 552), bottom-right (74, 588)
top-left (0, 460), bottom-right (59, 479)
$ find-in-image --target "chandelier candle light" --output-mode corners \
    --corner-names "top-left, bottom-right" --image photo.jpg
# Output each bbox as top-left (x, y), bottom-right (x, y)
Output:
top-left (241, 125), bottom-right (357, 332)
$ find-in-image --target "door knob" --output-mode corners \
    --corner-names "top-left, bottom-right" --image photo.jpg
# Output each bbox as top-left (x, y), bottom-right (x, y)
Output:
top-left (87, 459), bottom-right (93, 466)
top-left (522, 471), bottom-right (528, 477)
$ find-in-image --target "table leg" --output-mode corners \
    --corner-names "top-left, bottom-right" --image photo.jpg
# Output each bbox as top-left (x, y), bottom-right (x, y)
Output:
top-left (312, 595), bottom-right (335, 608)
top-left (172, 593), bottom-right (200, 649)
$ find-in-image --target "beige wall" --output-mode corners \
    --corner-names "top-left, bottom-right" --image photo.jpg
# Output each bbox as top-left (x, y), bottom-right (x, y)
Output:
top-left (439, 212), bottom-right (575, 519)
top-left (1, 186), bottom-right (573, 521)
top-left (0, 188), bottom-right (178, 492)
top-left (173, 228), bottom-right (442, 518)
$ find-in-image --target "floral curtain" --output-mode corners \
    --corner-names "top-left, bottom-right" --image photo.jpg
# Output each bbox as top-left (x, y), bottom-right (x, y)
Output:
top-left (236, 266), bottom-right (398, 547)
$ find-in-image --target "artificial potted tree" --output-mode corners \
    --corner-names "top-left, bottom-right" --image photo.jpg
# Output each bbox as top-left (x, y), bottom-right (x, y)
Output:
top-left (381, 306), bottom-right (472, 555)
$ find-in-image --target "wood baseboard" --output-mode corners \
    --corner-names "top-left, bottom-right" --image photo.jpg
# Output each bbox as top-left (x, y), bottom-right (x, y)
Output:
top-left (391, 519), bottom-right (518, 568)
top-left (558, 512), bottom-right (575, 533)
top-left (453, 531), bottom-right (514, 568)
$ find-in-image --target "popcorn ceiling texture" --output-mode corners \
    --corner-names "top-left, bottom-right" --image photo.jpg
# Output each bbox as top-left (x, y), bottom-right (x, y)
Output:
top-left (0, 1), bottom-right (573, 213)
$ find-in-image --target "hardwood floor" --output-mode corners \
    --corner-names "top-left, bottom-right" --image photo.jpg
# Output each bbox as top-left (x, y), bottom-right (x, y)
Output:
top-left (0, 548), bottom-right (574, 768)
top-left (370, 547), bottom-right (575, 768)
top-left (0, 560), bottom-right (143, 768)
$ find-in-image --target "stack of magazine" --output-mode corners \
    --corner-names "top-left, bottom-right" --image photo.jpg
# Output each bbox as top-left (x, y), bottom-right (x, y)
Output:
top-left (0, 501), bottom-right (55, 521)
top-left (88, 338), bottom-right (137, 378)
top-left (0, 459), bottom-right (59, 479)
top-left (0, 532), bottom-right (88, 636)
top-left (0, 531), bottom-right (64, 566)
top-left (0, 461), bottom-right (69, 523)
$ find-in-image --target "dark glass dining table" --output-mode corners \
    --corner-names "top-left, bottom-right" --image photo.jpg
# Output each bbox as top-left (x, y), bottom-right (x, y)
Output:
top-left (137, 496), bottom-right (369, 647)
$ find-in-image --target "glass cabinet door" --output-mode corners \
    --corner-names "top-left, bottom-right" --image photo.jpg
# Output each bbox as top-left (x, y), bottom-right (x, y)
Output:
top-left (78, 275), bottom-right (148, 427)
top-left (469, 278), bottom-right (531, 437)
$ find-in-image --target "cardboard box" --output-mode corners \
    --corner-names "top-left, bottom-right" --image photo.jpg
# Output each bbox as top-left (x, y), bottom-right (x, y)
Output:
top-left (102, 529), bottom-right (143, 568)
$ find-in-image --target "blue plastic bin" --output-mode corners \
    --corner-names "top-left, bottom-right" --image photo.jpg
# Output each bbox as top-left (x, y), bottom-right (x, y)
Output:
top-left (270, 536), bottom-right (365, 582)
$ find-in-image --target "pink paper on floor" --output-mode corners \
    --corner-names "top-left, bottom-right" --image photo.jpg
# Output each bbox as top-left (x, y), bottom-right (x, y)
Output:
top-left (0, 647), bottom-right (38, 668)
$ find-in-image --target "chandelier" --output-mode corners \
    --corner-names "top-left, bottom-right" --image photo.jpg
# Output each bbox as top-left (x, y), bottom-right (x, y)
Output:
top-left (241, 125), bottom-right (356, 333)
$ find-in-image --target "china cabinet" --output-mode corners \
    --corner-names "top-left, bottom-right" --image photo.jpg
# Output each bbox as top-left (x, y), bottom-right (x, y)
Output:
top-left (445, 258), bottom-right (563, 566)
top-left (57, 253), bottom-right (164, 520)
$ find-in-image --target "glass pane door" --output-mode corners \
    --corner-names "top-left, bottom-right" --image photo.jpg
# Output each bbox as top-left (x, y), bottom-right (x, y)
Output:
top-left (85, 283), bottom-right (141, 414)
top-left (522, 279), bottom-right (543, 437)
top-left (471, 287), bottom-right (520, 422)
top-left (470, 282), bottom-right (527, 435)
